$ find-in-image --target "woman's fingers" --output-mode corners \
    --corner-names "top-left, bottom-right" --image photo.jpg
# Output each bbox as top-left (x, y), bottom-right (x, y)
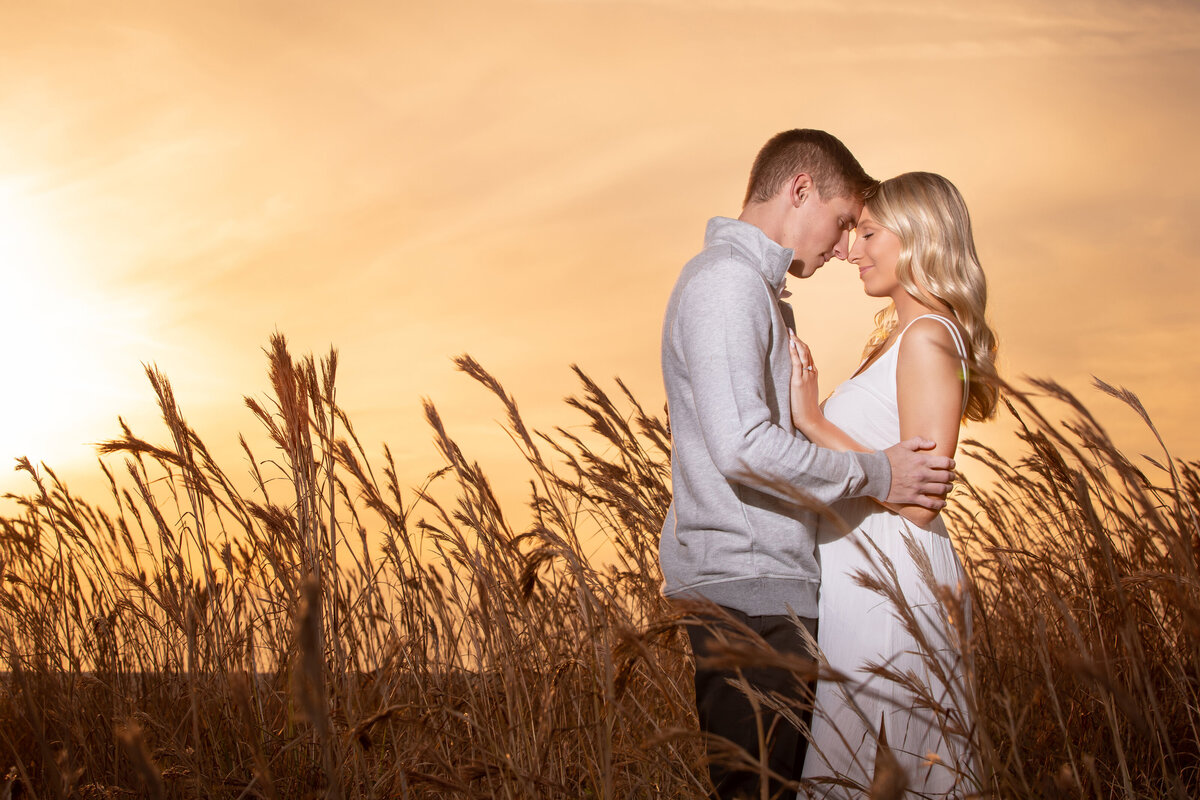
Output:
top-left (789, 333), bottom-right (815, 374)
top-left (789, 339), bottom-right (810, 379)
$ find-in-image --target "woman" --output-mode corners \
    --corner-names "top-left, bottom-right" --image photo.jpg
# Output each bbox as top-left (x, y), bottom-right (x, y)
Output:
top-left (789, 172), bottom-right (998, 797)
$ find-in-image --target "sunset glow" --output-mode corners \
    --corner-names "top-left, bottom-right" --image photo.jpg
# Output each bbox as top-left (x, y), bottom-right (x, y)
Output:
top-left (1, 0), bottom-right (1198, 510)
top-left (0, 182), bottom-right (97, 460)
top-left (0, 176), bottom-right (168, 476)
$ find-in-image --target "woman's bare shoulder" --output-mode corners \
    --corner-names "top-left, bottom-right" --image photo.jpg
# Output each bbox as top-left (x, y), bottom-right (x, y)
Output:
top-left (897, 317), bottom-right (963, 370)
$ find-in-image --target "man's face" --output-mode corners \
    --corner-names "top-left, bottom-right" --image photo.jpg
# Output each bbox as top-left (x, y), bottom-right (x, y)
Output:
top-left (786, 190), bottom-right (861, 279)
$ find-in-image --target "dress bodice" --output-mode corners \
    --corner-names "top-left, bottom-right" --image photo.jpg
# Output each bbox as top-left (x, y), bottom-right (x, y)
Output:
top-left (822, 314), bottom-right (968, 452)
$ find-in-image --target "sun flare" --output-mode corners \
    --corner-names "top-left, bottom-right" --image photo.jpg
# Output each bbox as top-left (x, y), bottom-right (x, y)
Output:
top-left (0, 181), bottom-right (126, 470)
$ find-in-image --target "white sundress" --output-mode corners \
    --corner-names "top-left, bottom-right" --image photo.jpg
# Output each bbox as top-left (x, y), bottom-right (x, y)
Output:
top-left (801, 315), bottom-right (978, 798)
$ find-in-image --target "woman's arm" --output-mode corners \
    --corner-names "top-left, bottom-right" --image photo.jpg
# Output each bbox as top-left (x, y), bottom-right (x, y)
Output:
top-left (891, 319), bottom-right (964, 526)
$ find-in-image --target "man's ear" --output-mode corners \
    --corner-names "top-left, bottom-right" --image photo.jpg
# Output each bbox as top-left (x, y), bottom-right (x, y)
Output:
top-left (789, 173), bottom-right (815, 208)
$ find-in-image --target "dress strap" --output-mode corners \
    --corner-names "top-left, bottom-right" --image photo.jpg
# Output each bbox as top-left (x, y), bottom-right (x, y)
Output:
top-left (898, 314), bottom-right (970, 417)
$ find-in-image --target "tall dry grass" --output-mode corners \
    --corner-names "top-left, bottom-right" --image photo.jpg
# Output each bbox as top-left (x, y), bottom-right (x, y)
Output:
top-left (0, 334), bottom-right (1196, 798)
top-left (948, 379), bottom-right (1200, 799)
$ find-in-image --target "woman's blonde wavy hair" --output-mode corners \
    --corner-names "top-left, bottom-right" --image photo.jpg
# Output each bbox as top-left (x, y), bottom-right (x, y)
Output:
top-left (860, 172), bottom-right (1000, 422)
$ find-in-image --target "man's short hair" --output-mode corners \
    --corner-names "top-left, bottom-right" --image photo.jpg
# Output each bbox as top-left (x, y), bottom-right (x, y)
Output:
top-left (743, 129), bottom-right (874, 206)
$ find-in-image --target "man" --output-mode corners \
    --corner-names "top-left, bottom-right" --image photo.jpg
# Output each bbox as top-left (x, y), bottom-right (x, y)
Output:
top-left (659, 129), bottom-right (954, 799)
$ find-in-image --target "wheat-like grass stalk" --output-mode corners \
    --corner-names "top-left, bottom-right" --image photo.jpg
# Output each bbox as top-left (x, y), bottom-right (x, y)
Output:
top-left (0, 337), bottom-right (1195, 798)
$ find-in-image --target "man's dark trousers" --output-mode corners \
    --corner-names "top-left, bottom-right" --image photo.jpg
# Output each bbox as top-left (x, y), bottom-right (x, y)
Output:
top-left (686, 607), bottom-right (818, 800)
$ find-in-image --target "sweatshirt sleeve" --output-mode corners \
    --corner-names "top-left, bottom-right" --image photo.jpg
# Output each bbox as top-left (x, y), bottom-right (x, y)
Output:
top-left (675, 263), bottom-right (891, 505)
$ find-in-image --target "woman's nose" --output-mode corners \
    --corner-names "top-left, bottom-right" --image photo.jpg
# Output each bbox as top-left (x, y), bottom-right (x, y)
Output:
top-left (832, 230), bottom-right (851, 260)
top-left (847, 240), bottom-right (862, 264)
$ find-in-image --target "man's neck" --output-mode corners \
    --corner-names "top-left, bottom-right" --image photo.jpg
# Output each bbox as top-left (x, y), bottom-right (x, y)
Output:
top-left (737, 202), bottom-right (786, 247)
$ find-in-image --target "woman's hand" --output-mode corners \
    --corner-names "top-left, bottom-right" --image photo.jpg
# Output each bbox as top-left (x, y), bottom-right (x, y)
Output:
top-left (788, 332), bottom-right (824, 435)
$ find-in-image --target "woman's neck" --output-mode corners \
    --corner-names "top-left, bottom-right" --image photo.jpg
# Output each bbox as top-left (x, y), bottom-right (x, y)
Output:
top-left (893, 290), bottom-right (953, 328)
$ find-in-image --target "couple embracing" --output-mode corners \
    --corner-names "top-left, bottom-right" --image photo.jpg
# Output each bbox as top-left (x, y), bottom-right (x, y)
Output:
top-left (659, 129), bottom-right (998, 799)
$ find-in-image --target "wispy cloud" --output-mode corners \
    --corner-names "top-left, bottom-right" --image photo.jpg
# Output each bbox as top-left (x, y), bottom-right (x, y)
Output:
top-left (542, 0), bottom-right (1200, 57)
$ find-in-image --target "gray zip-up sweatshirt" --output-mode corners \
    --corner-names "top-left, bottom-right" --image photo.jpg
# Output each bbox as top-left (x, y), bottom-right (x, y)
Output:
top-left (659, 217), bottom-right (892, 617)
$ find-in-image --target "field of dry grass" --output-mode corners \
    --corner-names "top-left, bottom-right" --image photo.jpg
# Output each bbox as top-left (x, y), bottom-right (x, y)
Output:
top-left (1, 334), bottom-right (1196, 798)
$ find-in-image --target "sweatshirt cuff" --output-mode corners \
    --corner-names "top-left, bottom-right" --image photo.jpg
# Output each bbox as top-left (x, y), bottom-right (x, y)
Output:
top-left (859, 449), bottom-right (892, 501)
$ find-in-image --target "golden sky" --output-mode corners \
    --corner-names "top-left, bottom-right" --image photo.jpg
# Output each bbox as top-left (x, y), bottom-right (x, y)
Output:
top-left (3, 0), bottom-right (1199, 512)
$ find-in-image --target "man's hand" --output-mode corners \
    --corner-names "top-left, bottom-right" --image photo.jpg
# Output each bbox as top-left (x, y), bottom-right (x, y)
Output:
top-left (883, 438), bottom-right (956, 509)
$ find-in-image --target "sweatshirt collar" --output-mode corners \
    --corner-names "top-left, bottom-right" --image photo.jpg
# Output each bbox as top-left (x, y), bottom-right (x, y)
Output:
top-left (704, 217), bottom-right (794, 297)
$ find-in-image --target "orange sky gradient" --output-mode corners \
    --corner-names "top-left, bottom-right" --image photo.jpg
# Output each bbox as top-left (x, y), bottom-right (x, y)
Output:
top-left (3, 0), bottom-right (1199, 518)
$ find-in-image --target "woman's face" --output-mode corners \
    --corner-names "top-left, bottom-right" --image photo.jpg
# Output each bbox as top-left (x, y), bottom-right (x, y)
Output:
top-left (848, 206), bottom-right (902, 298)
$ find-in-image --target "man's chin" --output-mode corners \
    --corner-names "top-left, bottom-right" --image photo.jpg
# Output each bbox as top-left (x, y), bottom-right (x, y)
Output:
top-left (788, 260), bottom-right (819, 279)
